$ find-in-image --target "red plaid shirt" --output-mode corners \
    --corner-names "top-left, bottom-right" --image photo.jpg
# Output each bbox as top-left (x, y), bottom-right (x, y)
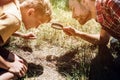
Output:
top-left (96, 0), bottom-right (120, 40)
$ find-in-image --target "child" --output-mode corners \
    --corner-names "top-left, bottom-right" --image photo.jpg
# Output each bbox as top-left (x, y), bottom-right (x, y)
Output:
top-left (0, 0), bottom-right (51, 79)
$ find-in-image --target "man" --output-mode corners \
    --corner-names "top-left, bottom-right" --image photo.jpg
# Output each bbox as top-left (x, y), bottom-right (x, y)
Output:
top-left (63, 0), bottom-right (120, 80)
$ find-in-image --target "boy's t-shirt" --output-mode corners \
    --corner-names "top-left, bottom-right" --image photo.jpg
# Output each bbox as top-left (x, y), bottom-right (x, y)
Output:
top-left (0, 0), bottom-right (21, 45)
top-left (2, 0), bottom-right (21, 21)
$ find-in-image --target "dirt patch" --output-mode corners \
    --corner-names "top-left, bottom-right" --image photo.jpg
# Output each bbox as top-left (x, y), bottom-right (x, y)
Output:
top-left (7, 42), bottom-right (81, 80)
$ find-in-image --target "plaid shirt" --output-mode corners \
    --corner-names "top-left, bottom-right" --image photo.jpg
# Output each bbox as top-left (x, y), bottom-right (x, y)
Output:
top-left (96, 0), bottom-right (120, 40)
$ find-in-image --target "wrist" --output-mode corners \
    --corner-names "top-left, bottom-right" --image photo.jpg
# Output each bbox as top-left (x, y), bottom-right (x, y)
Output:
top-left (19, 33), bottom-right (24, 38)
top-left (74, 30), bottom-right (80, 36)
top-left (0, 56), bottom-right (11, 70)
top-left (4, 61), bottom-right (11, 70)
top-left (21, 34), bottom-right (25, 38)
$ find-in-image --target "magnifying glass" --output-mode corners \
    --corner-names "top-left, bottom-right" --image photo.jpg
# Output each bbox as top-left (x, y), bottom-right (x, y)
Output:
top-left (51, 23), bottom-right (64, 30)
top-left (51, 23), bottom-right (78, 39)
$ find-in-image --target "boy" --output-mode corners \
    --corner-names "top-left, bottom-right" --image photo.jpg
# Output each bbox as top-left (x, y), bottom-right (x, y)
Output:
top-left (0, 0), bottom-right (51, 79)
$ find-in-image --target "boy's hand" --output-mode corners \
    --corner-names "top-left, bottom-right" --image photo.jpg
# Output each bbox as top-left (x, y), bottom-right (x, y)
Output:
top-left (22, 32), bottom-right (37, 39)
top-left (13, 32), bottom-right (37, 39)
top-left (8, 60), bottom-right (27, 77)
top-left (7, 53), bottom-right (27, 77)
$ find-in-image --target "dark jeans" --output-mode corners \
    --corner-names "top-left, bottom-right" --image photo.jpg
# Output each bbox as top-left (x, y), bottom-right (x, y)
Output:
top-left (110, 38), bottom-right (120, 74)
top-left (0, 46), bottom-right (9, 59)
top-left (0, 47), bottom-right (10, 72)
top-left (89, 38), bottom-right (120, 80)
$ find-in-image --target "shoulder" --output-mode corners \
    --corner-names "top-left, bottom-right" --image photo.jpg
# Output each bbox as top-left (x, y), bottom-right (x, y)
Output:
top-left (107, 0), bottom-right (120, 8)
top-left (2, 0), bottom-right (22, 21)
top-left (107, 0), bottom-right (120, 16)
top-left (112, 0), bottom-right (120, 6)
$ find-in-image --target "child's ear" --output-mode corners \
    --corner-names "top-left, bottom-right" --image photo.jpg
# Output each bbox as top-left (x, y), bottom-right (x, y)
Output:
top-left (27, 8), bottom-right (35, 16)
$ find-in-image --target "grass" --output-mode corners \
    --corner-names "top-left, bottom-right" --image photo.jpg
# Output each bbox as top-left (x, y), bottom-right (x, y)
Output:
top-left (10, 0), bottom-right (101, 80)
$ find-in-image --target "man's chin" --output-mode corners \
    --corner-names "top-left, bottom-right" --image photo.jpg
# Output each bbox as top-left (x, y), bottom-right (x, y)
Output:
top-left (78, 21), bottom-right (86, 25)
top-left (78, 17), bottom-right (91, 25)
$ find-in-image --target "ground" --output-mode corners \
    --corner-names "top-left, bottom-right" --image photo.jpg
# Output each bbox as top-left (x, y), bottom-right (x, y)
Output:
top-left (6, 41), bottom-right (82, 80)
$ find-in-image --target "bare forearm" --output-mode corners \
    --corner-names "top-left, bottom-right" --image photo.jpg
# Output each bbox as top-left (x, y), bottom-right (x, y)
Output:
top-left (75, 29), bottom-right (110, 45)
top-left (75, 30), bottom-right (100, 45)
top-left (0, 56), bottom-right (10, 70)
top-left (63, 26), bottom-right (110, 45)
top-left (12, 32), bottom-right (23, 37)
top-left (13, 31), bottom-right (37, 39)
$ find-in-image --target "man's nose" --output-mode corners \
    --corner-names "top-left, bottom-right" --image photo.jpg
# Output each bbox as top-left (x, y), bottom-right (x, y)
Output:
top-left (72, 12), bottom-right (76, 19)
top-left (72, 12), bottom-right (79, 20)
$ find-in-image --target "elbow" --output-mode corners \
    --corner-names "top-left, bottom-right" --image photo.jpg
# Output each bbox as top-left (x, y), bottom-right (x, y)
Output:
top-left (92, 39), bottom-right (109, 45)
top-left (94, 34), bottom-right (110, 45)
top-left (99, 42), bottom-right (108, 45)
top-left (97, 39), bottom-right (109, 46)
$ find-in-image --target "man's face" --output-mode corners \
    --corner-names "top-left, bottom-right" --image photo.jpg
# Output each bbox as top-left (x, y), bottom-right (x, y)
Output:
top-left (69, 0), bottom-right (91, 25)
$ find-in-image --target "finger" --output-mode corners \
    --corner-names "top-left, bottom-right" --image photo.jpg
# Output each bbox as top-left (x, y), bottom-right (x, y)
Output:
top-left (64, 31), bottom-right (72, 36)
top-left (25, 36), bottom-right (37, 39)
top-left (17, 67), bottom-right (25, 77)
top-left (67, 33), bottom-right (72, 36)
top-left (20, 69), bottom-right (25, 77)
top-left (18, 71), bottom-right (22, 78)
top-left (21, 64), bottom-right (27, 74)
top-left (30, 37), bottom-right (37, 39)
top-left (18, 59), bottom-right (24, 63)
top-left (24, 64), bottom-right (28, 72)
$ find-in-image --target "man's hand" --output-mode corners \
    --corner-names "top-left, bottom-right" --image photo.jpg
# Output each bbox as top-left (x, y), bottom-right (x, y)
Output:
top-left (63, 26), bottom-right (77, 36)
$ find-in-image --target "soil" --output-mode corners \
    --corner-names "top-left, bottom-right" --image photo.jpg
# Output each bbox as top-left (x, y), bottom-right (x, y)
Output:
top-left (7, 41), bottom-right (82, 80)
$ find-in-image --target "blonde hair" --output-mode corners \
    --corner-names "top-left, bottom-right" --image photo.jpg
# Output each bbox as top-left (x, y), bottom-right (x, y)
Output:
top-left (22, 0), bottom-right (51, 17)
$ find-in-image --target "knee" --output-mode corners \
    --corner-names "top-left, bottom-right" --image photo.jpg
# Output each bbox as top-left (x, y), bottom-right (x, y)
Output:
top-left (110, 38), bottom-right (120, 52)
top-left (0, 72), bottom-right (18, 80)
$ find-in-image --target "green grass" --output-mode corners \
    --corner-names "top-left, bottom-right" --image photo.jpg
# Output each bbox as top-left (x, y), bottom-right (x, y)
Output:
top-left (17, 0), bottom-right (100, 48)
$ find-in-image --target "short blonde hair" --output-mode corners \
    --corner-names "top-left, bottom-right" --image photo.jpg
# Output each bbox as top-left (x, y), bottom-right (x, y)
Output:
top-left (22, 0), bottom-right (51, 21)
